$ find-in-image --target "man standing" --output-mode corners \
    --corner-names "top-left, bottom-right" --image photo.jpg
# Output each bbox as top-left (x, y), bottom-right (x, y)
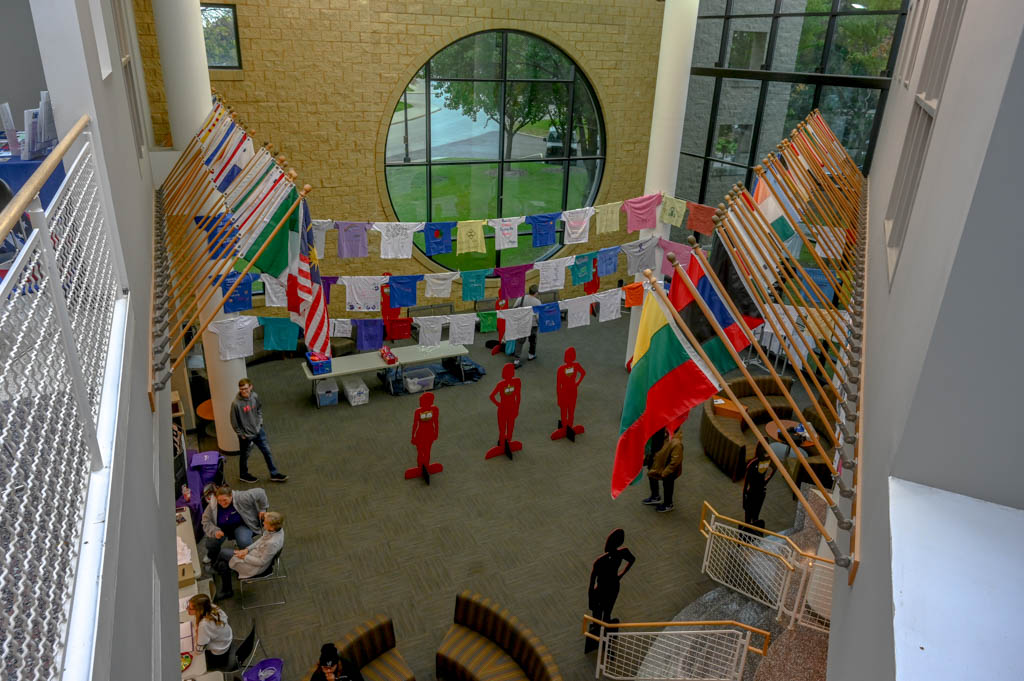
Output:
top-left (743, 445), bottom-right (776, 526)
top-left (511, 285), bottom-right (543, 368)
top-left (230, 378), bottom-right (288, 483)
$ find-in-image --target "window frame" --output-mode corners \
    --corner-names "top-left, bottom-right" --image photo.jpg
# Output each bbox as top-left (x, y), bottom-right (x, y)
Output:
top-left (383, 30), bottom-right (607, 271)
top-left (200, 2), bottom-right (243, 71)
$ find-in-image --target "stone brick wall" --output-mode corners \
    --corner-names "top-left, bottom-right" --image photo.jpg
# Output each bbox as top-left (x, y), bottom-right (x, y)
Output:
top-left (135, 0), bottom-right (666, 318)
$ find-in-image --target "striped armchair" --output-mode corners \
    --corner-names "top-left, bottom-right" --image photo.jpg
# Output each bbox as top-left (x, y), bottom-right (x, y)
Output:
top-left (436, 591), bottom-right (561, 681)
top-left (305, 615), bottom-right (414, 681)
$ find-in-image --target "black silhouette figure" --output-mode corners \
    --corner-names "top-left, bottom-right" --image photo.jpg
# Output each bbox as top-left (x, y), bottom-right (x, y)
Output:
top-left (586, 528), bottom-right (636, 653)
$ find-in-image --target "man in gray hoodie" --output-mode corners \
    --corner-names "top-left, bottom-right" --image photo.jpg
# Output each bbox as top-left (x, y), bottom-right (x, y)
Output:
top-left (230, 378), bottom-right (288, 483)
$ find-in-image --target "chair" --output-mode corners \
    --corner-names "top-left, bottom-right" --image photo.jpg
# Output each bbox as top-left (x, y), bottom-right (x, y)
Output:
top-left (238, 550), bottom-right (286, 610)
top-left (212, 621), bottom-right (268, 677)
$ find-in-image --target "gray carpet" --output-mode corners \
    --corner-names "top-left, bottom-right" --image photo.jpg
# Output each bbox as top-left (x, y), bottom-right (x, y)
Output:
top-left (197, 314), bottom-right (802, 681)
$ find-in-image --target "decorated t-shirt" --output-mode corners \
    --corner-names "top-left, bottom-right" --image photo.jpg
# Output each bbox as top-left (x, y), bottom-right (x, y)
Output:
top-left (341, 275), bottom-right (387, 312)
top-left (686, 201), bottom-right (716, 236)
top-left (621, 193), bottom-right (664, 232)
top-left (320, 276), bottom-right (338, 305)
top-left (620, 238), bottom-right (658, 275)
top-left (329, 318), bottom-right (352, 338)
top-left (622, 282), bottom-right (645, 307)
top-left (354, 319), bottom-right (384, 351)
top-left (385, 318), bottom-right (412, 341)
top-left (423, 272), bottom-right (460, 298)
top-left (535, 256), bottom-right (573, 292)
top-left (497, 307), bottom-right (534, 341)
top-left (596, 246), bottom-right (621, 277)
top-left (659, 238), bottom-right (692, 276)
top-left (559, 296), bottom-right (593, 329)
top-left (336, 221), bottom-right (371, 258)
top-left (533, 302), bottom-right (562, 333)
top-left (477, 311), bottom-right (497, 333)
top-left (311, 219), bottom-right (333, 256)
top-left (207, 316), bottom-right (260, 361)
top-left (494, 264), bottom-right (533, 299)
top-left (525, 212), bottom-right (561, 248)
top-left (220, 272), bottom-right (259, 313)
top-left (660, 195), bottom-right (687, 227)
top-left (561, 206), bottom-right (596, 245)
top-left (258, 317), bottom-right (301, 351)
top-left (373, 222), bottom-right (425, 259)
top-left (260, 273), bottom-right (287, 307)
top-left (569, 254), bottom-right (595, 286)
top-left (448, 314), bottom-right (477, 346)
top-left (459, 269), bottom-right (492, 302)
top-left (415, 316), bottom-right (448, 347)
top-left (424, 221), bottom-right (456, 256)
top-left (455, 220), bottom-right (487, 254)
top-left (487, 216), bottom-right (525, 251)
top-left (595, 201), bottom-right (623, 233)
top-left (593, 288), bottom-right (623, 322)
top-left (387, 274), bottom-right (424, 308)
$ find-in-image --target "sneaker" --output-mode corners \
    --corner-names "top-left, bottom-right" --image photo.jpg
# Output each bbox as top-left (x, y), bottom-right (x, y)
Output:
top-left (641, 496), bottom-right (662, 506)
top-left (656, 503), bottom-right (674, 513)
top-left (238, 473), bottom-right (258, 483)
top-left (513, 359), bottom-right (522, 368)
top-left (527, 353), bottom-right (536, 361)
top-left (269, 473), bottom-right (289, 482)
top-left (202, 554), bottom-right (211, 565)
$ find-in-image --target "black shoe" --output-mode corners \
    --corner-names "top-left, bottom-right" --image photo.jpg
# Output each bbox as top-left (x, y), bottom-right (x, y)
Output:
top-left (641, 496), bottom-right (662, 506)
top-left (504, 441), bottom-right (514, 460)
top-left (566, 427), bottom-right (576, 442)
top-left (238, 473), bottom-right (258, 483)
top-left (215, 587), bottom-right (234, 600)
top-left (269, 472), bottom-right (289, 482)
top-left (656, 503), bottom-right (674, 513)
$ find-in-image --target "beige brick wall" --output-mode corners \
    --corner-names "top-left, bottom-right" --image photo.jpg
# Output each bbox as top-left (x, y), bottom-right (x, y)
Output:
top-left (135, 0), bottom-right (666, 318)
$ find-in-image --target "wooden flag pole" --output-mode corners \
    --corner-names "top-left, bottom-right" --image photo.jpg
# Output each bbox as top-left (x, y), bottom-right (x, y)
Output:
top-left (811, 110), bottom-right (862, 187)
top-left (712, 222), bottom-right (844, 431)
top-left (161, 143), bottom-right (202, 196)
top-left (789, 131), bottom-right (858, 230)
top-left (168, 183), bottom-right (310, 361)
top-left (798, 120), bottom-right (858, 202)
top-left (779, 140), bottom-right (854, 234)
top-left (670, 250), bottom-right (851, 507)
top-left (640, 268), bottom-right (849, 565)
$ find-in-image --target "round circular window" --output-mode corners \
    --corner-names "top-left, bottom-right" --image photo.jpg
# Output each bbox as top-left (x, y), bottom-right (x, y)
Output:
top-left (384, 30), bottom-right (605, 270)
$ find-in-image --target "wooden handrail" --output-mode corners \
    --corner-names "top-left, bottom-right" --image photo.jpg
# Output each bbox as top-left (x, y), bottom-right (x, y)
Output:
top-left (700, 501), bottom-right (835, 566)
top-left (581, 614), bottom-right (771, 656)
top-left (0, 114), bottom-right (91, 242)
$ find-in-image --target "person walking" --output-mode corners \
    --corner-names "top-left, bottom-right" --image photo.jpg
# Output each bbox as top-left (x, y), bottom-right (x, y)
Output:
top-left (646, 427), bottom-right (684, 513)
top-left (511, 285), bottom-right (542, 368)
top-left (230, 378), bottom-right (288, 483)
top-left (743, 445), bottom-right (776, 526)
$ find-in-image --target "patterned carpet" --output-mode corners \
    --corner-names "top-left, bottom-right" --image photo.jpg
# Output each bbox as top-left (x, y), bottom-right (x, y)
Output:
top-left (198, 314), bottom-right (801, 680)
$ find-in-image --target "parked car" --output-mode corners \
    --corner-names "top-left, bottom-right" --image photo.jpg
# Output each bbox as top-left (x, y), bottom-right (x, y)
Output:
top-left (544, 126), bottom-right (580, 162)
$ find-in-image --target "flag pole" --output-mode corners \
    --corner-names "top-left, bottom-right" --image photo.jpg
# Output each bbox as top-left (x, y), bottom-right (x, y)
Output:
top-left (640, 268), bottom-right (849, 566)
top-left (665, 251), bottom-right (853, 524)
top-left (779, 140), bottom-right (854, 234)
top-left (790, 130), bottom-right (858, 230)
top-left (798, 121), bottom-right (858, 204)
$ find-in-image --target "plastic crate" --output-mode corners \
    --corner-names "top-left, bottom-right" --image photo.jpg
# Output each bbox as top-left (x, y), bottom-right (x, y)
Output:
top-left (403, 367), bottom-right (434, 394)
top-left (341, 377), bottom-right (369, 406)
top-left (315, 378), bottom-right (339, 407)
top-left (306, 352), bottom-right (331, 375)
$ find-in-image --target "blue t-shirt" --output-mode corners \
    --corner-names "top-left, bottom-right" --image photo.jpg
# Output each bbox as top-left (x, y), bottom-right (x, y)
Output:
top-left (534, 302), bottom-right (562, 333)
top-left (596, 246), bottom-right (621, 277)
top-left (570, 254), bottom-right (595, 286)
top-left (258, 317), bottom-right (301, 351)
top-left (220, 272), bottom-right (259, 313)
top-left (424, 222), bottom-right (456, 256)
top-left (387, 275), bottom-right (424, 308)
top-left (526, 212), bottom-right (561, 248)
top-left (354, 319), bottom-right (384, 351)
top-left (460, 269), bottom-right (493, 302)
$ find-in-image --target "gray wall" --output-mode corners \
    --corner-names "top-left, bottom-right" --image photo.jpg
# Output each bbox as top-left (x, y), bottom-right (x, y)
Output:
top-left (827, 3), bottom-right (1024, 680)
top-left (28, 1), bottom-right (175, 680)
top-left (0, 0), bottom-right (48, 118)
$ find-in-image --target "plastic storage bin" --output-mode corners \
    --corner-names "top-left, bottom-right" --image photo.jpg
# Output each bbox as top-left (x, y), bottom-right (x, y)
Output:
top-left (403, 367), bottom-right (434, 393)
top-left (315, 378), bottom-right (339, 407)
top-left (242, 658), bottom-right (283, 681)
top-left (341, 377), bottom-right (369, 406)
top-left (306, 352), bottom-right (331, 375)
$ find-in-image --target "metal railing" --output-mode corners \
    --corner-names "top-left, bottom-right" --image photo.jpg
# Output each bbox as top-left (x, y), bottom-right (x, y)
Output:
top-left (0, 114), bottom-right (127, 680)
top-left (582, 615), bottom-right (769, 681)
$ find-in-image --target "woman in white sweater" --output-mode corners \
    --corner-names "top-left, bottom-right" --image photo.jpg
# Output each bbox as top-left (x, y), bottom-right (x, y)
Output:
top-left (187, 594), bottom-right (233, 669)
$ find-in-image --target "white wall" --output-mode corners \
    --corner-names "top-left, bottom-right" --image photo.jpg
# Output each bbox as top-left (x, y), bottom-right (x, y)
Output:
top-left (827, 3), bottom-right (1024, 680)
top-left (0, 0), bottom-right (48, 117)
top-left (28, 1), bottom-right (177, 680)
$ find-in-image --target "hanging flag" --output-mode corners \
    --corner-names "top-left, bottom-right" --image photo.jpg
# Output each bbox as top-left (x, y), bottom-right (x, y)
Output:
top-left (671, 251), bottom-right (763, 375)
top-left (285, 199), bottom-right (331, 356)
top-left (748, 179), bottom-right (802, 258)
top-left (236, 181), bottom-right (298, 278)
top-left (612, 288), bottom-right (719, 498)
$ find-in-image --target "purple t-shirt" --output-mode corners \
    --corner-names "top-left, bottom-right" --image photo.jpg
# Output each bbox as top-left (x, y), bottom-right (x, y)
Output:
top-left (354, 319), bottom-right (384, 351)
top-left (337, 221), bottom-right (371, 258)
top-left (494, 264), bottom-right (534, 299)
top-left (217, 504), bottom-right (244, 533)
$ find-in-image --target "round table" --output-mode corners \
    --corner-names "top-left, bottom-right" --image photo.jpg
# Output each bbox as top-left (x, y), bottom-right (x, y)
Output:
top-left (195, 399), bottom-right (218, 438)
top-left (765, 420), bottom-right (831, 497)
top-left (765, 419), bottom-right (817, 455)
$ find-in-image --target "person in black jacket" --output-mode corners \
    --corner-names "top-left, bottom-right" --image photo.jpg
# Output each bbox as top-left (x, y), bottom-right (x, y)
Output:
top-left (743, 445), bottom-right (776, 526)
top-left (309, 643), bottom-right (363, 681)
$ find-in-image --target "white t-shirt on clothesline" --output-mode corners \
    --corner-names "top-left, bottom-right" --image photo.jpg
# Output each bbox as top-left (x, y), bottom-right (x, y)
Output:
top-left (206, 316), bottom-right (260, 361)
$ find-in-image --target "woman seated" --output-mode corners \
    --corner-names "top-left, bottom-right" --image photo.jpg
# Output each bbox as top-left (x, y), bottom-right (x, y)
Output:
top-left (214, 511), bottom-right (284, 600)
top-left (309, 643), bottom-right (363, 681)
top-left (186, 594), bottom-right (233, 669)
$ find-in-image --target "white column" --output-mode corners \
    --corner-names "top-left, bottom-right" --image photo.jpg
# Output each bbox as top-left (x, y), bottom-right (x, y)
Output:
top-left (198, 276), bottom-right (245, 452)
top-left (151, 0), bottom-right (211, 150)
top-left (625, 0), bottom-right (700, 363)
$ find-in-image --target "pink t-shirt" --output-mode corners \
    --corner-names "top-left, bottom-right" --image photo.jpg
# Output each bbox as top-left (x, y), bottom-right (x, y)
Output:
top-left (621, 193), bottom-right (664, 233)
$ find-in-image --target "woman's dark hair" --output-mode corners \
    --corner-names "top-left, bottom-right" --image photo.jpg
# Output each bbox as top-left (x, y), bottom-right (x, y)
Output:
top-left (604, 528), bottom-right (625, 552)
top-left (319, 642), bottom-right (340, 667)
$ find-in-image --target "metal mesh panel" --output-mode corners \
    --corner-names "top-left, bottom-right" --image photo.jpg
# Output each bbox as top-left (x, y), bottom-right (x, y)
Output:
top-left (0, 239), bottom-right (93, 681)
top-left (798, 560), bottom-right (833, 632)
top-left (599, 629), bottom-right (748, 681)
top-left (45, 143), bottom-right (119, 423)
top-left (702, 520), bottom-right (795, 609)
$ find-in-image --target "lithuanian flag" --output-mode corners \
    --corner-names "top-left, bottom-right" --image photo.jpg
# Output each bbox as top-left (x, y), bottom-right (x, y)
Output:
top-left (612, 288), bottom-right (720, 498)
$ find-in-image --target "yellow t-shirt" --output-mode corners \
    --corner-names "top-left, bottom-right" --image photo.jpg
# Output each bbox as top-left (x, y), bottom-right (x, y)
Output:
top-left (456, 220), bottom-right (487, 254)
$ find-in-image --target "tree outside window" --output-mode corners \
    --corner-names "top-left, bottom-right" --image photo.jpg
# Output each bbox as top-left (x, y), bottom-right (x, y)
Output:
top-left (200, 4), bottom-right (241, 69)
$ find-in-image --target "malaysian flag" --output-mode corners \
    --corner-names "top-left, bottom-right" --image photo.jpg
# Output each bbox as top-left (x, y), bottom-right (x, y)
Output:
top-left (287, 199), bottom-right (331, 356)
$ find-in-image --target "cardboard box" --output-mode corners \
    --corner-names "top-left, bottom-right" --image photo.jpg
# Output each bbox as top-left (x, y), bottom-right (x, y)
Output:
top-left (177, 561), bottom-right (196, 589)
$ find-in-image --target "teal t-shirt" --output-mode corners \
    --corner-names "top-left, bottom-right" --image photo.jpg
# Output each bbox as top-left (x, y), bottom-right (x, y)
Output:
top-left (259, 317), bottom-right (301, 351)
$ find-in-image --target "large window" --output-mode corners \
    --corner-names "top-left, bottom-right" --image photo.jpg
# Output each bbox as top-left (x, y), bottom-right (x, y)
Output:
top-left (200, 4), bottom-right (242, 69)
top-left (385, 31), bottom-right (605, 271)
top-left (680, 0), bottom-right (909, 205)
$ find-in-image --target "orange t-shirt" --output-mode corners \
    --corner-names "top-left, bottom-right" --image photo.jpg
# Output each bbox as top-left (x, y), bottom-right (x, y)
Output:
top-left (623, 282), bottom-right (644, 307)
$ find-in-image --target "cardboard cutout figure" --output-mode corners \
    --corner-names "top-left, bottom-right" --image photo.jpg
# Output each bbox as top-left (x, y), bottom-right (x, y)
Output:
top-left (551, 346), bottom-right (586, 441)
top-left (585, 528), bottom-right (636, 653)
top-left (405, 393), bottom-right (443, 483)
top-left (490, 297), bottom-right (510, 355)
top-left (380, 271), bottom-right (401, 341)
top-left (486, 363), bottom-right (522, 460)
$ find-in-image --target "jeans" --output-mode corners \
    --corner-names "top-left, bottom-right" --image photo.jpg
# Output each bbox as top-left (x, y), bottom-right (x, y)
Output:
top-left (206, 523), bottom-right (255, 564)
top-left (648, 476), bottom-right (675, 505)
top-left (238, 427), bottom-right (279, 477)
top-left (512, 327), bottom-right (538, 359)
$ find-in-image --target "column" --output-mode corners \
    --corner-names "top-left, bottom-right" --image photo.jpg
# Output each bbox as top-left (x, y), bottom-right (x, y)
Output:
top-left (151, 0), bottom-right (211, 150)
top-left (198, 271), bottom-right (246, 452)
top-left (625, 0), bottom-right (701, 363)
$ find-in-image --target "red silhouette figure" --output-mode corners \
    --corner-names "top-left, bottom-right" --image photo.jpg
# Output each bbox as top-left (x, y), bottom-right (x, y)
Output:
top-left (551, 346), bottom-right (586, 442)
top-left (490, 297), bottom-right (510, 355)
top-left (380, 271), bottom-right (402, 341)
top-left (405, 392), bottom-right (443, 483)
top-left (486, 363), bottom-right (522, 460)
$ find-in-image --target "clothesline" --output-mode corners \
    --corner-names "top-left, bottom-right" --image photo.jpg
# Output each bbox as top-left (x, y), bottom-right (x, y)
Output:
top-left (205, 283), bottom-right (658, 361)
